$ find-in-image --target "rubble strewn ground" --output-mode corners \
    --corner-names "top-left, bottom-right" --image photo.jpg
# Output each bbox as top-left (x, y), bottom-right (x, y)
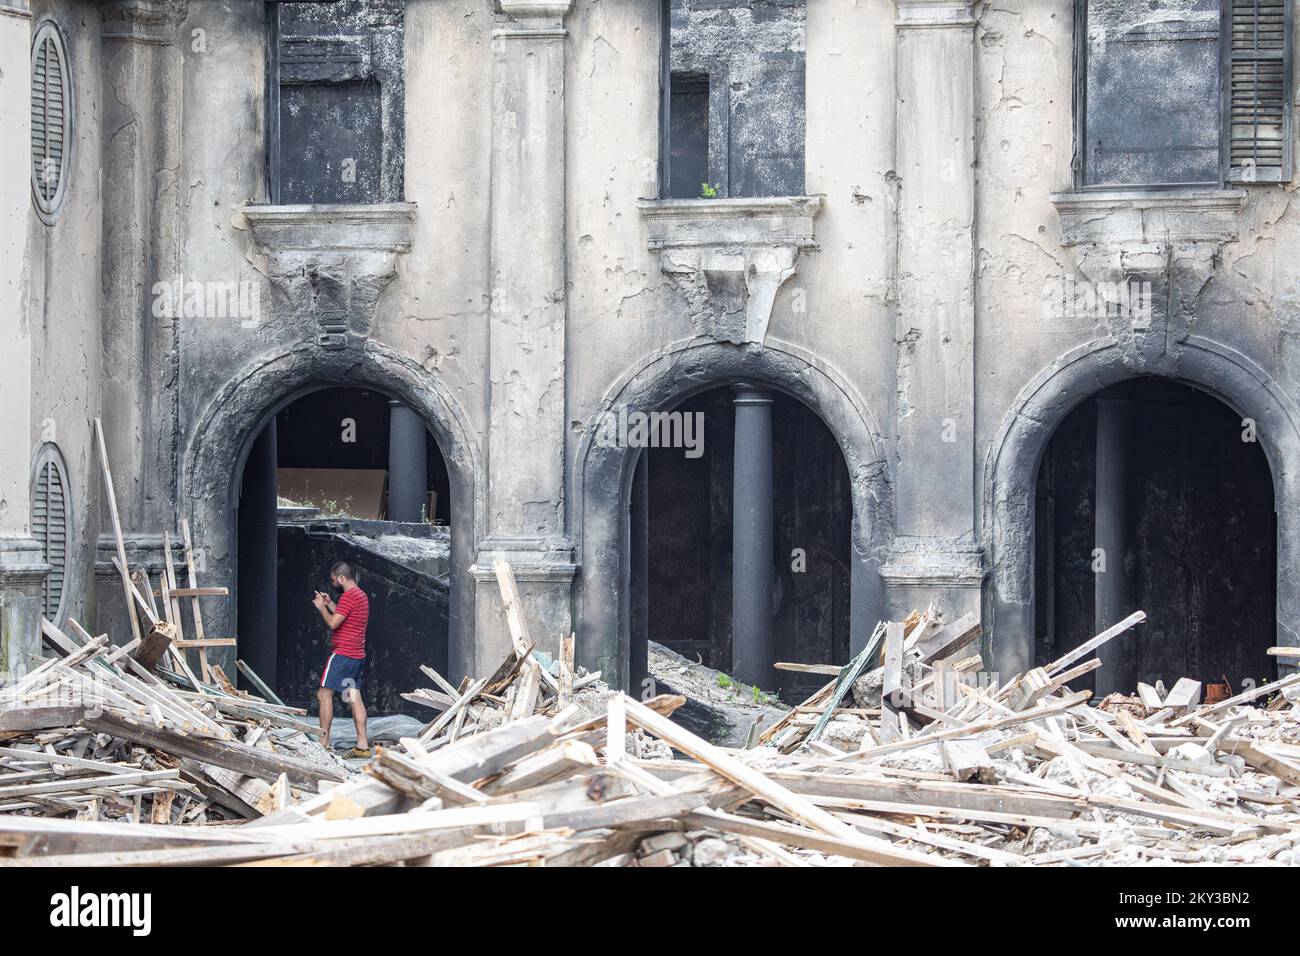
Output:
top-left (2, 571), bottom-right (1299, 866)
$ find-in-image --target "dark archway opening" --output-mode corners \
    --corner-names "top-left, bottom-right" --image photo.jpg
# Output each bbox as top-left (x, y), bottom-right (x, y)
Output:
top-left (1033, 378), bottom-right (1276, 695)
top-left (630, 385), bottom-right (852, 703)
top-left (236, 385), bottom-right (452, 716)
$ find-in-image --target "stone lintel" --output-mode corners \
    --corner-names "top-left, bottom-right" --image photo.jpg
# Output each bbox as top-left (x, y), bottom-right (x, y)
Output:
top-left (894, 0), bottom-right (977, 29)
top-left (496, 0), bottom-right (572, 37)
top-left (881, 537), bottom-right (986, 588)
top-left (0, 534), bottom-right (50, 583)
top-left (102, 0), bottom-right (187, 42)
top-left (471, 538), bottom-right (577, 584)
top-left (240, 203), bottom-right (417, 255)
top-left (1051, 188), bottom-right (1247, 247)
top-left (94, 533), bottom-right (184, 580)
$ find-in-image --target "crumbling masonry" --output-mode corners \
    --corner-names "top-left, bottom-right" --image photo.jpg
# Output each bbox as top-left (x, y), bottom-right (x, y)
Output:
top-left (3, 0), bottom-right (1299, 700)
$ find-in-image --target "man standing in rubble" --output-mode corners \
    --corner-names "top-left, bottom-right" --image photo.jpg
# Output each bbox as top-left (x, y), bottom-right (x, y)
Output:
top-left (312, 561), bottom-right (371, 759)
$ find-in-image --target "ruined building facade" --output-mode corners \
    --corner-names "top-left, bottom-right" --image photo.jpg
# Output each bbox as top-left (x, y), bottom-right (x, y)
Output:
top-left (2, 0), bottom-right (1298, 702)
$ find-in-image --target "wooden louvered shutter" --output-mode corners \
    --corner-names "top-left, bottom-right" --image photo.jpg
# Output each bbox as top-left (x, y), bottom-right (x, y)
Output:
top-left (32, 457), bottom-right (68, 621)
top-left (1224, 0), bottom-right (1294, 182)
top-left (30, 24), bottom-right (70, 217)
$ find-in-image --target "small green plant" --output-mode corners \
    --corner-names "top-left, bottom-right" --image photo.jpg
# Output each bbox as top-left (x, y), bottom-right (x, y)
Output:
top-left (699, 182), bottom-right (721, 199)
top-left (716, 674), bottom-right (733, 689)
top-left (752, 685), bottom-right (763, 703)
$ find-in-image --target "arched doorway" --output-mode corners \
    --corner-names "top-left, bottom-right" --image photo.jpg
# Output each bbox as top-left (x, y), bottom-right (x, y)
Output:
top-left (574, 338), bottom-right (891, 693)
top-left (985, 336), bottom-right (1300, 682)
top-left (183, 343), bottom-right (483, 694)
top-left (1033, 378), bottom-right (1276, 695)
top-left (235, 385), bottom-right (453, 713)
top-left (630, 384), bottom-right (853, 701)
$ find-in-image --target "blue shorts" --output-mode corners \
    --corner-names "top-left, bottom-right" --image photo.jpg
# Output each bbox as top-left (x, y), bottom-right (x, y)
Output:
top-left (320, 653), bottom-right (365, 694)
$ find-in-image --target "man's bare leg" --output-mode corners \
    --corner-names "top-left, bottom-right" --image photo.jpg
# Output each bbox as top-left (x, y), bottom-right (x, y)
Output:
top-left (345, 687), bottom-right (368, 750)
top-left (317, 687), bottom-right (334, 749)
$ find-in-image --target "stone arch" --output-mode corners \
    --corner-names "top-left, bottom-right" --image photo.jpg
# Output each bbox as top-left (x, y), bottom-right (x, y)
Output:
top-left (572, 335), bottom-right (892, 688)
top-left (184, 341), bottom-right (484, 679)
top-left (983, 334), bottom-right (1300, 676)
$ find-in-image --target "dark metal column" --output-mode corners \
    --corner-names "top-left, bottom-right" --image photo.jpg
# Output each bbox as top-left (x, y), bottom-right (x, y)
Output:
top-left (628, 450), bottom-right (650, 697)
top-left (732, 385), bottom-right (775, 688)
top-left (387, 401), bottom-right (428, 522)
top-left (1095, 395), bottom-right (1136, 695)
top-left (237, 418), bottom-right (279, 692)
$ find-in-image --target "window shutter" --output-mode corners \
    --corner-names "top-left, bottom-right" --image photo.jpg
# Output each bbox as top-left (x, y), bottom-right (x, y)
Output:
top-left (1225, 0), bottom-right (1293, 182)
top-left (32, 457), bottom-right (69, 622)
top-left (30, 23), bottom-right (71, 219)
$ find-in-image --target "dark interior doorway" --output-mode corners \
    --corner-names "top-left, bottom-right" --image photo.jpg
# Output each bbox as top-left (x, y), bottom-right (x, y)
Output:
top-left (630, 385), bottom-right (852, 702)
top-left (1033, 378), bottom-right (1277, 694)
top-left (236, 386), bottom-right (452, 715)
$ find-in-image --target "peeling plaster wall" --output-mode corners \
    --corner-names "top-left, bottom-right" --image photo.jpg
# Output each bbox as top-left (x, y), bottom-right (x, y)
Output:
top-left (25, 0), bottom-right (1300, 686)
top-left (27, 0), bottom-right (104, 629)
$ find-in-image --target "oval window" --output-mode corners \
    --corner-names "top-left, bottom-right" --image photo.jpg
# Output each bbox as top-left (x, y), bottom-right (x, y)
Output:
top-left (31, 21), bottom-right (72, 222)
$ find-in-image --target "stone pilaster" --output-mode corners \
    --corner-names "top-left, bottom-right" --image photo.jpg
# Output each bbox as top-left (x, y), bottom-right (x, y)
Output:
top-left (0, 0), bottom-right (47, 680)
top-left (883, 0), bottom-right (985, 617)
top-left (472, 0), bottom-right (576, 672)
top-left (96, 0), bottom-right (189, 631)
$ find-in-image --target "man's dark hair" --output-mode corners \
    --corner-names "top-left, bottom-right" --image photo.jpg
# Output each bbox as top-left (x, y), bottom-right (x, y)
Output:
top-left (330, 561), bottom-right (357, 582)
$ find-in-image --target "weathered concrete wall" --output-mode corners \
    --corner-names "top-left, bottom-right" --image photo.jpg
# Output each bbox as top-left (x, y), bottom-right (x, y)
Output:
top-left (27, 0), bottom-right (103, 636)
top-left (14, 0), bottom-right (1300, 692)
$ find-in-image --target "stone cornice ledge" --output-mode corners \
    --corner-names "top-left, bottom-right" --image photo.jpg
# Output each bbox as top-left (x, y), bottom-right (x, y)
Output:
top-left (1050, 188), bottom-right (1247, 247)
top-left (639, 196), bottom-right (823, 345)
top-left (239, 203), bottom-right (416, 254)
top-left (639, 196), bottom-right (823, 251)
top-left (496, 0), bottom-right (571, 35)
top-left (894, 0), bottom-right (977, 28)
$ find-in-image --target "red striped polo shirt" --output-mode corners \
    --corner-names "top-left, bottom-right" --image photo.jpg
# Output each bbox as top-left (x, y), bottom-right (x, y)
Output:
top-left (331, 586), bottom-right (369, 659)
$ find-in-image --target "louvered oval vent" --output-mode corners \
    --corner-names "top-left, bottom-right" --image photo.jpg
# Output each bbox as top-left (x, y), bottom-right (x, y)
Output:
top-left (32, 452), bottom-right (69, 622)
top-left (31, 22), bottom-right (71, 219)
top-left (1226, 0), bottom-right (1293, 182)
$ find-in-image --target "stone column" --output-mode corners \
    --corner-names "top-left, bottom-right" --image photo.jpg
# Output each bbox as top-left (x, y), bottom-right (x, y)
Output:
top-left (1094, 396), bottom-right (1136, 695)
top-left (0, 0), bottom-right (48, 680)
top-left (387, 402), bottom-right (428, 523)
top-left (883, 0), bottom-right (984, 619)
top-left (732, 385), bottom-right (775, 688)
top-left (237, 420), bottom-right (278, 693)
top-left (472, 0), bottom-right (576, 673)
top-left (96, 0), bottom-right (187, 629)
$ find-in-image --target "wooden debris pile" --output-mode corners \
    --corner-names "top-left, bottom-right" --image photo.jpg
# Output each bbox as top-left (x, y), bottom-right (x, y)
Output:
top-left (0, 616), bottom-right (345, 824)
top-left (4, 598), bottom-right (1300, 866)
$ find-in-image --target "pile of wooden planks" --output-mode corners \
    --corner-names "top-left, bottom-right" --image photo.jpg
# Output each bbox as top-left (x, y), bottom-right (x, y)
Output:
top-left (6, 536), bottom-right (1300, 866)
top-left (0, 616), bottom-right (345, 825)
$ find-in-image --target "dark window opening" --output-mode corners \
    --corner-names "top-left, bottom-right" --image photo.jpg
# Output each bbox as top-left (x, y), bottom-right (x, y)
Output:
top-left (668, 72), bottom-right (710, 199)
top-left (1075, 0), bottom-right (1294, 187)
top-left (660, 0), bottom-right (806, 199)
top-left (269, 0), bottom-right (405, 204)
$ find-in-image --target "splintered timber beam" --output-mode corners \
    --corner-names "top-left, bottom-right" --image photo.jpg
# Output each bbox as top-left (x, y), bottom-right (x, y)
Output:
top-left (620, 695), bottom-right (954, 867)
top-left (93, 418), bottom-right (142, 645)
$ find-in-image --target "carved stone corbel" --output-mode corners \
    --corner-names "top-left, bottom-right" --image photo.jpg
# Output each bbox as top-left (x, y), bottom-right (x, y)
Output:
top-left (640, 196), bottom-right (823, 345)
top-left (1052, 188), bottom-right (1245, 369)
top-left (239, 203), bottom-right (415, 348)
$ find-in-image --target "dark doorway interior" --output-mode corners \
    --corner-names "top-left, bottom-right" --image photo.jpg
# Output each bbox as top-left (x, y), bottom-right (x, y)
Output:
top-left (1034, 378), bottom-right (1276, 694)
top-left (635, 386), bottom-right (851, 701)
top-left (235, 386), bottom-right (452, 715)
